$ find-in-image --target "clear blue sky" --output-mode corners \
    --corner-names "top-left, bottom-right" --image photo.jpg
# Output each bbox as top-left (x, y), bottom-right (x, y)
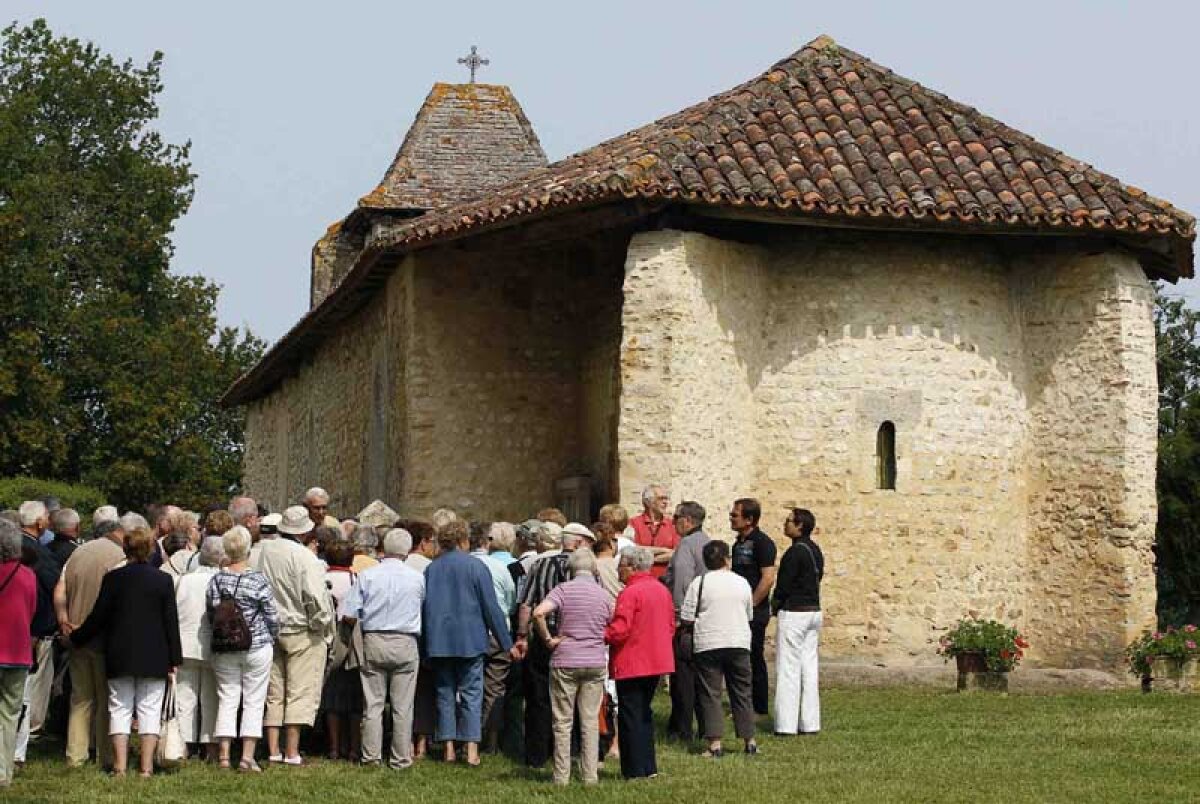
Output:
top-left (9, 0), bottom-right (1199, 343)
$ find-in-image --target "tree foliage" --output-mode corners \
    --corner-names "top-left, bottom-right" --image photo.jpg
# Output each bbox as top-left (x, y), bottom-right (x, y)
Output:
top-left (0, 19), bottom-right (263, 510)
top-left (1154, 286), bottom-right (1200, 625)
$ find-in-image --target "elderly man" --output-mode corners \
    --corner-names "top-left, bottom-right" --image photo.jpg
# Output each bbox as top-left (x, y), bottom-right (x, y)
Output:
top-left (629, 485), bottom-right (679, 579)
top-left (468, 524), bottom-right (516, 752)
top-left (250, 502), bottom-right (334, 765)
top-left (229, 496), bottom-right (261, 543)
top-left (341, 528), bottom-right (425, 769)
top-left (15, 501), bottom-right (58, 762)
top-left (422, 520), bottom-right (514, 766)
top-left (302, 487), bottom-right (341, 530)
top-left (46, 508), bottom-right (82, 567)
top-left (54, 518), bottom-right (127, 767)
top-left (514, 523), bottom-right (586, 769)
top-left (663, 500), bottom-right (712, 742)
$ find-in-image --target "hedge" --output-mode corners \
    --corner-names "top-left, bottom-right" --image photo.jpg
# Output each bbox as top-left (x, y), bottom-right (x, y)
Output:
top-left (0, 476), bottom-right (109, 515)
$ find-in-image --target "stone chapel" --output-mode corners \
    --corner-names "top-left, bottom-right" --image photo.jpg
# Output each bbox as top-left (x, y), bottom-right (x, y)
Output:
top-left (222, 36), bottom-right (1196, 669)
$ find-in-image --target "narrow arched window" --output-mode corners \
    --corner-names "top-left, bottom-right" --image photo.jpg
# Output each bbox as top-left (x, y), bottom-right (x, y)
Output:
top-left (876, 421), bottom-right (897, 490)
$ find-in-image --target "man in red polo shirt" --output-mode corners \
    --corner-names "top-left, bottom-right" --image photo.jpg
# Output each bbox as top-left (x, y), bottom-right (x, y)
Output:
top-left (628, 484), bottom-right (678, 579)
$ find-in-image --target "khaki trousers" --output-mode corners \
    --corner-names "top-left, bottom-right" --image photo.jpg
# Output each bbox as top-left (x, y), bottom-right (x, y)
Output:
top-left (26, 638), bottom-right (53, 734)
top-left (359, 633), bottom-right (420, 768)
top-left (549, 666), bottom-right (605, 785)
top-left (0, 668), bottom-right (28, 785)
top-left (264, 631), bottom-right (326, 728)
top-left (66, 646), bottom-right (111, 767)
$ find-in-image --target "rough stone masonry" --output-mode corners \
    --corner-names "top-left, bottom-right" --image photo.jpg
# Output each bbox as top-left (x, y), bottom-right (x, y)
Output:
top-left (225, 36), bottom-right (1194, 671)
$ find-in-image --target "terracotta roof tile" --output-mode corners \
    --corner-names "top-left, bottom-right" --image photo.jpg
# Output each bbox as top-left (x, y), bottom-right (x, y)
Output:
top-left (222, 34), bottom-right (1195, 407)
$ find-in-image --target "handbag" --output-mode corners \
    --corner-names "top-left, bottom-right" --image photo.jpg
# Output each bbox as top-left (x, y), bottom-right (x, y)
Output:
top-left (156, 677), bottom-right (186, 768)
top-left (678, 573), bottom-right (706, 661)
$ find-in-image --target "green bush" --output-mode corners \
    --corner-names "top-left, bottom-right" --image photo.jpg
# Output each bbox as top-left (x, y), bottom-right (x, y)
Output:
top-left (0, 476), bottom-right (108, 515)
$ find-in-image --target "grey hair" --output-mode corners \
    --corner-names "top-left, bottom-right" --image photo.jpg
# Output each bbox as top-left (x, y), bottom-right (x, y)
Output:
top-left (537, 521), bottom-right (562, 551)
top-left (18, 500), bottom-right (47, 527)
top-left (675, 500), bottom-right (706, 528)
top-left (568, 548), bottom-right (597, 577)
top-left (51, 508), bottom-right (81, 533)
top-left (351, 524), bottom-right (379, 556)
top-left (303, 487), bottom-right (329, 505)
top-left (382, 528), bottom-right (412, 557)
top-left (198, 536), bottom-right (225, 567)
top-left (93, 505), bottom-right (119, 526)
top-left (431, 508), bottom-right (458, 531)
top-left (222, 526), bottom-right (252, 563)
top-left (619, 545), bottom-right (655, 573)
top-left (641, 485), bottom-right (667, 508)
top-left (0, 518), bottom-right (22, 562)
top-left (488, 521), bottom-right (515, 553)
top-left (120, 512), bottom-right (149, 532)
top-left (93, 520), bottom-right (123, 541)
top-left (228, 496), bottom-right (257, 526)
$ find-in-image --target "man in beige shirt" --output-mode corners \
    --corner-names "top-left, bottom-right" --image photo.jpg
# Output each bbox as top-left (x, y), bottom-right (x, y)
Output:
top-left (54, 519), bottom-right (126, 768)
top-left (250, 504), bottom-right (334, 765)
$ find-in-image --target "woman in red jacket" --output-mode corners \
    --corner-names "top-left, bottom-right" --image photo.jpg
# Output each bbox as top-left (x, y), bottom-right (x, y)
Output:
top-left (0, 519), bottom-right (37, 788)
top-left (605, 546), bottom-right (674, 779)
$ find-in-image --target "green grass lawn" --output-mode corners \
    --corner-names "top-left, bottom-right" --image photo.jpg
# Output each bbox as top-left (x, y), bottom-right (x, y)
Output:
top-left (12, 687), bottom-right (1199, 803)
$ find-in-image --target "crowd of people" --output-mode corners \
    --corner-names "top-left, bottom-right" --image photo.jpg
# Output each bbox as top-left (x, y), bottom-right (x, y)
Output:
top-left (0, 485), bottom-right (825, 787)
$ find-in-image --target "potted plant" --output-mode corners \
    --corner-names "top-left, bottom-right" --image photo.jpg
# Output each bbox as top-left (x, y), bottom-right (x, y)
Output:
top-left (937, 617), bottom-right (1027, 692)
top-left (1126, 625), bottom-right (1200, 693)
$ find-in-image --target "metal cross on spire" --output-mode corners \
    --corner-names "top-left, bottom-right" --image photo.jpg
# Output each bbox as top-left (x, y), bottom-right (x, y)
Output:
top-left (457, 45), bottom-right (489, 84)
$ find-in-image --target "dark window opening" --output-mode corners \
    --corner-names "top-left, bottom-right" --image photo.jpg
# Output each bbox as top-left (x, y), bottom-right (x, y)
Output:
top-left (876, 421), bottom-right (897, 490)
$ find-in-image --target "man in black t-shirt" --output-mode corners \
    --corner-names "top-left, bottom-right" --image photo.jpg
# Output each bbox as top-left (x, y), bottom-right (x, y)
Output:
top-left (728, 497), bottom-right (777, 715)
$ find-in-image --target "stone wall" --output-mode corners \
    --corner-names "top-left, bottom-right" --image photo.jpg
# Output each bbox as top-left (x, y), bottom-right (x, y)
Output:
top-left (401, 242), bottom-right (623, 520)
top-left (619, 230), bottom-right (769, 512)
top-left (616, 227), bottom-right (1155, 669)
top-left (245, 237), bottom-right (625, 522)
top-left (1021, 249), bottom-right (1158, 666)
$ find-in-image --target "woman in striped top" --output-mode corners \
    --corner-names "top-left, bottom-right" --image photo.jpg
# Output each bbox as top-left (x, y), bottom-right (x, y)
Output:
top-left (206, 526), bottom-right (279, 772)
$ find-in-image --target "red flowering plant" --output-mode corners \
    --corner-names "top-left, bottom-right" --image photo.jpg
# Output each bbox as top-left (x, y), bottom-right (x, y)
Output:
top-left (1125, 624), bottom-right (1200, 677)
top-left (937, 617), bottom-right (1028, 672)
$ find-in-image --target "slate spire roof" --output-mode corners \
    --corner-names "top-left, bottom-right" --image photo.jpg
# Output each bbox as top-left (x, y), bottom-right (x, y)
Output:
top-left (359, 82), bottom-right (547, 212)
top-left (376, 34), bottom-right (1193, 275)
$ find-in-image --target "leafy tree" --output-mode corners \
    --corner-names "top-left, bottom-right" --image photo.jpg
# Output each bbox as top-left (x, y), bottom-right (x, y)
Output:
top-left (0, 19), bottom-right (263, 510)
top-left (1154, 286), bottom-right (1200, 626)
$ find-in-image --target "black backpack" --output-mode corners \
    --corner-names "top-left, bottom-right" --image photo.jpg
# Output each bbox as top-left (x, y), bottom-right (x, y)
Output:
top-left (211, 575), bottom-right (253, 653)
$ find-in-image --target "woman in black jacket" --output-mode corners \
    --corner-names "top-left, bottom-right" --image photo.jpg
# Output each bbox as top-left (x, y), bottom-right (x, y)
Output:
top-left (71, 527), bottom-right (182, 777)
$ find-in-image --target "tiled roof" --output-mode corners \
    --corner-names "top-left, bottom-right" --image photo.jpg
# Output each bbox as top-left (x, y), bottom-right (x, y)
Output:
top-left (222, 35), bottom-right (1194, 407)
top-left (360, 82), bottom-right (547, 211)
top-left (374, 34), bottom-right (1193, 273)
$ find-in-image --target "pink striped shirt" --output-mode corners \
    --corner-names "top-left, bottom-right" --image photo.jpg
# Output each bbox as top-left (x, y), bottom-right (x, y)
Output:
top-left (543, 576), bottom-right (613, 668)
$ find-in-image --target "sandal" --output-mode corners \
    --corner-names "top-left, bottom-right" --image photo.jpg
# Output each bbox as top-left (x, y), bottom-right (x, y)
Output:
top-left (238, 759), bottom-right (263, 773)
top-left (701, 747), bottom-right (724, 758)
top-left (218, 758), bottom-right (232, 770)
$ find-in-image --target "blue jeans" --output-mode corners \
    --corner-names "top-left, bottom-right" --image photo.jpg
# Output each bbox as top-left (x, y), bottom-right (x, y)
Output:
top-left (432, 655), bottom-right (484, 743)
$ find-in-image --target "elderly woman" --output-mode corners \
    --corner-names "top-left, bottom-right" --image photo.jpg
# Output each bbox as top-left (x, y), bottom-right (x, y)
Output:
top-left (70, 527), bottom-right (183, 777)
top-left (422, 520), bottom-right (514, 766)
top-left (349, 524), bottom-right (380, 573)
top-left (0, 519), bottom-right (36, 787)
top-left (207, 526), bottom-right (279, 772)
top-left (605, 546), bottom-right (674, 780)
top-left (174, 537), bottom-right (224, 760)
top-left (532, 548), bottom-right (613, 786)
top-left (682, 540), bottom-right (757, 757)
